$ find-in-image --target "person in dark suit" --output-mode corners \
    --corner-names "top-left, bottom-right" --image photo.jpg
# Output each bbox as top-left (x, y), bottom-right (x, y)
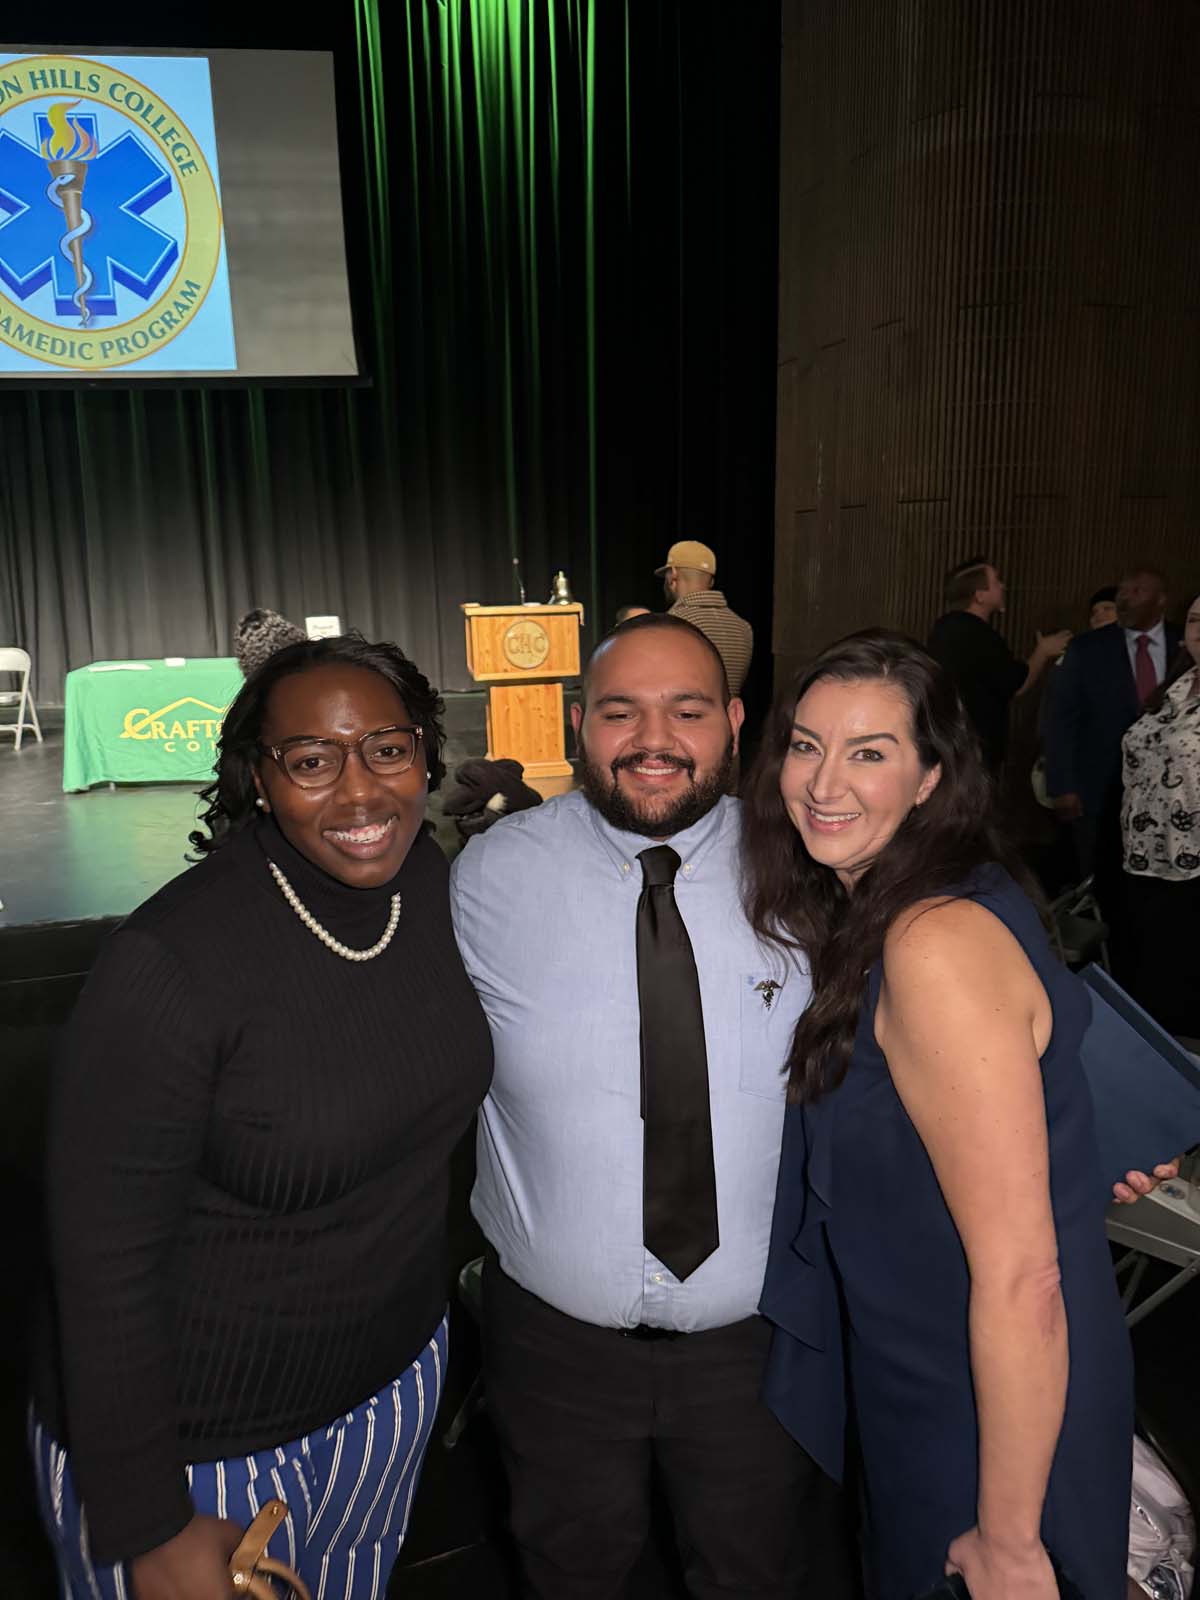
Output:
top-left (1044, 565), bottom-right (1182, 879)
top-left (927, 558), bottom-right (1070, 775)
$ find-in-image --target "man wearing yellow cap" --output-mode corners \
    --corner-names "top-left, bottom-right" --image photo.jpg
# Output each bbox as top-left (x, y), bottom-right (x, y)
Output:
top-left (656, 541), bottom-right (754, 696)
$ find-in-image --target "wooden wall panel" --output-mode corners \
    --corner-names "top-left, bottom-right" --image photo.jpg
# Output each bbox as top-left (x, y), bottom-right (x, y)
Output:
top-left (775, 0), bottom-right (1200, 691)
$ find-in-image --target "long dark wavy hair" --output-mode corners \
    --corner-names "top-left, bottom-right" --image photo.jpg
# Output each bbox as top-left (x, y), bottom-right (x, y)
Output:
top-left (741, 629), bottom-right (1028, 1102)
top-left (189, 634), bottom-right (446, 857)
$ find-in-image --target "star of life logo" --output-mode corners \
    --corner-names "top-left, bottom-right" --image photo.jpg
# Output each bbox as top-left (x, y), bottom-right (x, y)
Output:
top-left (0, 55), bottom-right (232, 370)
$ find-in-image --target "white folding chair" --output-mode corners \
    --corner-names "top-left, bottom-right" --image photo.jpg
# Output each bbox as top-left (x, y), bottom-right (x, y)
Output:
top-left (0, 646), bottom-right (44, 751)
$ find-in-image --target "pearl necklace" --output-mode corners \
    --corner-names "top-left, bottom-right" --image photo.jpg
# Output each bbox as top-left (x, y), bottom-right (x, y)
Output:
top-left (267, 860), bottom-right (401, 962)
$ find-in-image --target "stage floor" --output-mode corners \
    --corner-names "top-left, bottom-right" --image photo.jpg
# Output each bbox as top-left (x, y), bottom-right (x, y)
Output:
top-left (0, 695), bottom-right (499, 934)
top-left (2, 732), bottom-right (209, 930)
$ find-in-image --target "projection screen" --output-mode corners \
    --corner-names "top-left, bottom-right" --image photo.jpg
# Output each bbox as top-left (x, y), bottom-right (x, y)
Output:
top-left (0, 46), bottom-right (359, 379)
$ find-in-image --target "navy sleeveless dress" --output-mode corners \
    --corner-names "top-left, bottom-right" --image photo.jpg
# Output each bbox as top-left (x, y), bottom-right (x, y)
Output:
top-left (760, 866), bottom-right (1133, 1600)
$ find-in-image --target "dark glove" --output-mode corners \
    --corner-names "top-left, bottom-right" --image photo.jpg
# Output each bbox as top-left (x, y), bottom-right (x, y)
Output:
top-left (441, 758), bottom-right (542, 819)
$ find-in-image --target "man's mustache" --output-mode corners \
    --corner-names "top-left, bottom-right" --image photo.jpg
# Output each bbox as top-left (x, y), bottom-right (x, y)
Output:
top-left (610, 751), bottom-right (696, 781)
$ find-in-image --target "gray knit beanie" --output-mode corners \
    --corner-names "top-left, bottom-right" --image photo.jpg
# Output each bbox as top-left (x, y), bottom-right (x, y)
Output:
top-left (234, 608), bottom-right (308, 677)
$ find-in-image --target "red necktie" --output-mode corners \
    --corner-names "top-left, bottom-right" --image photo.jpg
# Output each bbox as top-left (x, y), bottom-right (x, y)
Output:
top-left (1134, 633), bottom-right (1157, 705)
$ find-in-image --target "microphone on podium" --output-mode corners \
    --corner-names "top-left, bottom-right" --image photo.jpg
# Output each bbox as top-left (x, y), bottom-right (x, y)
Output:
top-left (512, 556), bottom-right (526, 605)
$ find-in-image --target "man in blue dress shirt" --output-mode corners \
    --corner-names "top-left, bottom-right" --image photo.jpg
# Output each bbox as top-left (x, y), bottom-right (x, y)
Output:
top-left (451, 615), bottom-right (850, 1599)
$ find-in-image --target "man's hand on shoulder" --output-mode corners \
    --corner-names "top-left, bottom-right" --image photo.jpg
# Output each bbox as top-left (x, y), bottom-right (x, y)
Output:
top-left (1036, 628), bottom-right (1072, 661)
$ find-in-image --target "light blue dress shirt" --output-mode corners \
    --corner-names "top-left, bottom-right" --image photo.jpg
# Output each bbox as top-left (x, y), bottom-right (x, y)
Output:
top-left (449, 791), bottom-right (811, 1332)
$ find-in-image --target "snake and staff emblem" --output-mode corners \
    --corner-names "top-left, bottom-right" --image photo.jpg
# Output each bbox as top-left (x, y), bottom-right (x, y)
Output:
top-left (40, 101), bottom-right (98, 326)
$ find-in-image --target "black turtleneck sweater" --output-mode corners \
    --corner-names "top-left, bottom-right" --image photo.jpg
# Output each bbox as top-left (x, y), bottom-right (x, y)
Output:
top-left (33, 818), bottom-right (493, 1565)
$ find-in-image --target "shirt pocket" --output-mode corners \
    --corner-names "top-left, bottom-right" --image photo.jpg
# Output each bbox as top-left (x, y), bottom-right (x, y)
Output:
top-left (739, 970), bottom-right (794, 1100)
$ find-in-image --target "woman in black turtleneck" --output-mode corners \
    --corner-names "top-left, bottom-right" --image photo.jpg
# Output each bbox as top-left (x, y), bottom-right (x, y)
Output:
top-left (32, 636), bottom-right (493, 1600)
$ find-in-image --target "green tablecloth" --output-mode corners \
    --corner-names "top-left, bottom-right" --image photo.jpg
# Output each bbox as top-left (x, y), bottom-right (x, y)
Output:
top-left (63, 658), bottom-right (242, 792)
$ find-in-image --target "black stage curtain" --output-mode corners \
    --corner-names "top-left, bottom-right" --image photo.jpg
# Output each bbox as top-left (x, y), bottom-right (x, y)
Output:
top-left (0, 2), bottom-right (780, 709)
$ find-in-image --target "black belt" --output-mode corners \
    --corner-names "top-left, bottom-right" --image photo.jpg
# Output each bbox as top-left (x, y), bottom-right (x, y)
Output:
top-left (620, 1323), bottom-right (683, 1341)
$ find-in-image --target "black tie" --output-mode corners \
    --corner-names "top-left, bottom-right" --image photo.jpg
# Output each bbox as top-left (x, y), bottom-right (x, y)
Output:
top-left (636, 845), bottom-right (719, 1281)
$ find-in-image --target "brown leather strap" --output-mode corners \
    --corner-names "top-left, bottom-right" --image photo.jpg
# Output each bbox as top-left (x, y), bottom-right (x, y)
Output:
top-left (256, 1556), bottom-right (312, 1600)
top-left (237, 1565), bottom-right (313, 1600)
top-left (229, 1500), bottom-right (311, 1600)
top-left (238, 1577), bottom-right (292, 1600)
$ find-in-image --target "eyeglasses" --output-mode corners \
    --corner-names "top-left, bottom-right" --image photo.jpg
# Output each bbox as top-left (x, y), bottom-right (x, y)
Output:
top-left (260, 725), bottom-right (424, 789)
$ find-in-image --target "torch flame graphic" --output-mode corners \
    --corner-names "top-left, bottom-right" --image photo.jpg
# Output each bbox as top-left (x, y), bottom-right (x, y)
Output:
top-left (42, 101), bottom-right (98, 326)
top-left (41, 100), bottom-right (98, 162)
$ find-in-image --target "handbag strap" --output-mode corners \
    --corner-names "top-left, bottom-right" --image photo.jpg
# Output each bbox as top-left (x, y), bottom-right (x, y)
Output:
top-left (229, 1500), bottom-right (311, 1600)
top-left (236, 1562), bottom-right (313, 1600)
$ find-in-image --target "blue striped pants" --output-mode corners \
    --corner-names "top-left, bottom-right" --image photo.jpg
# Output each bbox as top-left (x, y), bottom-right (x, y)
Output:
top-left (30, 1314), bottom-right (447, 1600)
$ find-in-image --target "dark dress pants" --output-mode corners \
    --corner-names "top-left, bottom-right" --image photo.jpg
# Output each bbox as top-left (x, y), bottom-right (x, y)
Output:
top-left (482, 1255), bottom-right (858, 1600)
top-left (1121, 871), bottom-right (1200, 1040)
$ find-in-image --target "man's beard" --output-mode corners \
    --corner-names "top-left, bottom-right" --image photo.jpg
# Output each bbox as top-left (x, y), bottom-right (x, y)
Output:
top-left (577, 735), bottom-right (735, 838)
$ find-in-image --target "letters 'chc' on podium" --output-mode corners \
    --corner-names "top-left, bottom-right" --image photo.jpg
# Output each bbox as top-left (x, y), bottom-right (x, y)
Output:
top-left (461, 602), bottom-right (585, 799)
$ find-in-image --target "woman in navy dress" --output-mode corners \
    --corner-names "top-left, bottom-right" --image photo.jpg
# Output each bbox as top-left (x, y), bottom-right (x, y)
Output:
top-left (742, 631), bottom-right (1166, 1600)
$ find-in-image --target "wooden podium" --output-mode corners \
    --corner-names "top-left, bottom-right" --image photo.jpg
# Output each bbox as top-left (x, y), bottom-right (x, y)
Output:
top-left (461, 602), bottom-right (585, 798)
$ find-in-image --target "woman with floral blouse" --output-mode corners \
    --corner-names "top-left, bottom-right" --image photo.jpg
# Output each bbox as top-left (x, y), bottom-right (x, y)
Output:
top-left (1120, 593), bottom-right (1200, 1039)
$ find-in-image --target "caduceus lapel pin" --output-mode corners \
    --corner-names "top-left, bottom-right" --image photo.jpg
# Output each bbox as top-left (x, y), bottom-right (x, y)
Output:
top-left (754, 979), bottom-right (782, 1011)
